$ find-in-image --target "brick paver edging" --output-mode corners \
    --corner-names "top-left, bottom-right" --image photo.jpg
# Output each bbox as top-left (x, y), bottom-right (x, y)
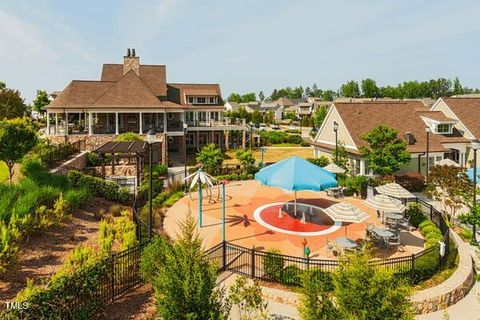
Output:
top-left (412, 230), bottom-right (475, 314)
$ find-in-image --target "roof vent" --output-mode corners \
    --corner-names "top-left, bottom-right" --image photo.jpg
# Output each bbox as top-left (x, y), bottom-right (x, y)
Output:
top-left (405, 132), bottom-right (415, 145)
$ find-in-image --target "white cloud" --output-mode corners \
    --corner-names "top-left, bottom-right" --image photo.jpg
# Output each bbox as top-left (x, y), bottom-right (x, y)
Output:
top-left (225, 54), bottom-right (254, 64)
top-left (156, 0), bottom-right (178, 21)
top-left (63, 42), bottom-right (97, 63)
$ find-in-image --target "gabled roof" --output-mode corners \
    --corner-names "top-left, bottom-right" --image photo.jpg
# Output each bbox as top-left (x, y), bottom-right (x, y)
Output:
top-left (48, 80), bottom-right (115, 108)
top-left (168, 83), bottom-right (222, 105)
top-left (417, 110), bottom-right (456, 123)
top-left (93, 70), bottom-right (163, 107)
top-left (101, 64), bottom-right (167, 96)
top-left (441, 97), bottom-right (480, 139)
top-left (276, 97), bottom-right (294, 107)
top-left (333, 101), bottom-right (465, 153)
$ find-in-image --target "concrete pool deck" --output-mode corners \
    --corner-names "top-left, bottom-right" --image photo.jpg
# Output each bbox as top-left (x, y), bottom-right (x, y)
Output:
top-left (164, 180), bottom-right (425, 258)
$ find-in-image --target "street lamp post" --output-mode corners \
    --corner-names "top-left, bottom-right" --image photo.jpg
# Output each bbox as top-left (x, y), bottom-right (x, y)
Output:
top-left (425, 127), bottom-right (430, 183)
top-left (333, 121), bottom-right (339, 163)
top-left (146, 129), bottom-right (156, 239)
top-left (183, 122), bottom-right (188, 191)
top-left (471, 139), bottom-right (480, 243)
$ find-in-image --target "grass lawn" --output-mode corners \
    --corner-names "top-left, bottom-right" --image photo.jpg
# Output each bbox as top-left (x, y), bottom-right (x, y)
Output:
top-left (224, 147), bottom-right (313, 164)
top-left (0, 161), bottom-right (8, 183)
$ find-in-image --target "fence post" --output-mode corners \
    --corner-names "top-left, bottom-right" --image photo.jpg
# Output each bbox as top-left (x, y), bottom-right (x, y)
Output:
top-left (111, 254), bottom-right (115, 301)
top-left (430, 205), bottom-right (433, 220)
top-left (251, 246), bottom-right (256, 278)
top-left (222, 241), bottom-right (227, 271)
top-left (410, 253), bottom-right (415, 282)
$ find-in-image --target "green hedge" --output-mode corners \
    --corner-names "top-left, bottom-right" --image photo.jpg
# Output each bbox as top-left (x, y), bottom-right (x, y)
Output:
top-left (1, 259), bottom-right (107, 319)
top-left (406, 203), bottom-right (427, 227)
top-left (68, 170), bottom-right (130, 204)
top-left (216, 173), bottom-right (254, 181)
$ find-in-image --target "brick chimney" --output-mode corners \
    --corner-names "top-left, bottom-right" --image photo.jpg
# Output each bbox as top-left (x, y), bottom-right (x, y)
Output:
top-left (123, 48), bottom-right (140, 75)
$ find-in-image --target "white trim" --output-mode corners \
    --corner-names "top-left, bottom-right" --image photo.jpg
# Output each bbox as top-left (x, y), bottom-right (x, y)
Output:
top-left (253, 202), bottom-right (342, 237)
top-left (431, 98), bottom-right (477, 139)
top-left (315, 138), bottom-right (358, 151)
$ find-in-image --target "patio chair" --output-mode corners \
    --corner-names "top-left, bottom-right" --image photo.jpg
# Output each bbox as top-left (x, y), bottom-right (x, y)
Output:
top-left (366, 223), bottom-right (375, 239)
top-left (326, 240), bottom-right (338, 256)
top-left (396, 217), bottom-right (412, 231)
top-left (387, 237), bottom-right (402, 251)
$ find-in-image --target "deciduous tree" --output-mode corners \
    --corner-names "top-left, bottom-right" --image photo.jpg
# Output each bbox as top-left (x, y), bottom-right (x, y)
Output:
top-left (361, 78), bottom-right (379, 98)
top-left (0, 118), bottom-right (38, 183)
top-left (0, 87), bottom-right (27, 119)
top-left (33, 90), bottom-right (50, 112)
top-left (340, 80), bottom-right (360, 98)
top-left (425, 165), bottom-right (472, 226)
top-left (359, 125), bottom-right (410, 176)
top-left (196, 143), bottom-right (224, 175)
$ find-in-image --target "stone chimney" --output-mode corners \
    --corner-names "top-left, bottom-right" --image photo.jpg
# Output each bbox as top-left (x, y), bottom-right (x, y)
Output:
top-left (123, 48), bottom-right (140, 75)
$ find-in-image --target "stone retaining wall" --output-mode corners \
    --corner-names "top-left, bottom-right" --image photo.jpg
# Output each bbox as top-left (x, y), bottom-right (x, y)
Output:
top-left (412, 230), bottom-right (475, 314)
top-left (49, 151), bottom-right (88, 175)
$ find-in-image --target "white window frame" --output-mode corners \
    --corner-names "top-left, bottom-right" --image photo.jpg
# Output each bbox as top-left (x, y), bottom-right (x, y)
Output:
top-left (436, 123), bottom-right (452, 134)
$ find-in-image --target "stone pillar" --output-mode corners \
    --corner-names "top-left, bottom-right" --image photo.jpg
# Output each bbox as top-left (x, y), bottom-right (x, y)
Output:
top-left (161, 134), bottom-right (168, 165)
top-left (46, 112), bottom-right (50, 135)
top-left (55, 113), bottom-right (58, 135)
top-left (115, 112), bottom-right (119, 135)
top-left (88, 112), bottom-right (93, 136)
top-left (139, 112), bottom-right (143, 134)
top-left (360, 160), bottom-right (366, 175)
top-left (225, 131), bottom-right (230, 150)
top-left (242, 130), bottom-right (246, 149)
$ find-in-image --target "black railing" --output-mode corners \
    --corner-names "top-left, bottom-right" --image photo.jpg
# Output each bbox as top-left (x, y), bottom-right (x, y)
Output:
top-left (205, 197), bottom-right (451, 286)
top-left (40, 139), bottom-right (86, 167)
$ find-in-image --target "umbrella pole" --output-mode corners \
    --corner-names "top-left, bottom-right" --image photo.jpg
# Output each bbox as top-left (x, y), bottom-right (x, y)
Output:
top-left (294, 190), bottom-right (297, 216)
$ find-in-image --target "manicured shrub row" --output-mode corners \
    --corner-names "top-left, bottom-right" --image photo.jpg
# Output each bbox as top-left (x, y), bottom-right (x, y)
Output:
top-left (68, 170), bottom-right (130, 204)
top-left (418, 220), bottom-right (443, 247)
top-left (215, 173), bottom-right (254, 181)
top-left (307, 156), bottom-right (329, 167)
top-left (394, 172), bottom-right (425, 192)
top-left (262, 249), bottom-right (334, 289)
top-left (260, 131), bottom-right (307, 146)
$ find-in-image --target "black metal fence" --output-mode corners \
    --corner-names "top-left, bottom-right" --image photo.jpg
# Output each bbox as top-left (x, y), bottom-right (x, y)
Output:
top-left (40, 139), bottom-right (86, 167)
top-left (205, 197), bottom-right (451, 286)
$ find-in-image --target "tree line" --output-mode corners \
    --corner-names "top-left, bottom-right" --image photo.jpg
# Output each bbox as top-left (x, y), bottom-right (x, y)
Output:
top-left (228, 77), bottom-right (479, 103)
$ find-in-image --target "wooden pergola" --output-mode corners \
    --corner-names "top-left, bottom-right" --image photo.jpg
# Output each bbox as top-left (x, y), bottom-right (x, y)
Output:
top-left (95, 141), bottom-right (148, 184)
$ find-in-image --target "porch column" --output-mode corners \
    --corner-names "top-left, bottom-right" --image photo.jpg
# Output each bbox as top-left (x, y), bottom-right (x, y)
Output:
top-left (46, 112), bottom-right (50, 135)
top-left (360, 160), bottom-right (366, 175)
top-left (163, 112), bottom-right (167, 133)
top-left (88, 112), bottom-right (93, 135)
top-left (55, 113), bottom-right (58, 134)
top-left (106, 113), bottom-right (110, 132)
top-left (207, 111), bottom-right (211, 126)
top-left (225, 131), bottom-right (230, 150)
top-left (139, 112), bottom-right (143, 134)
top-left (64, 112), bottom-right (69, 136)
top-left (115, 112), bottom-right (119, 135)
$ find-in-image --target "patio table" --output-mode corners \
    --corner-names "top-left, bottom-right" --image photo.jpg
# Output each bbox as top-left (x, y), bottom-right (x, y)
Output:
top-left (335, 237), bottom-right (358, 249)
top-left (385, 212), bottom-right (403, 220)
top-left (372, 228), bottom-right (395, 238)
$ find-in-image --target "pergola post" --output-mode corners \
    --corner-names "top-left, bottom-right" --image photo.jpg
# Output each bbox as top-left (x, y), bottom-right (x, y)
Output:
top-left (136, 154), bottom-right (141, 185)
top-left (111, 153), bottom-right (115, 175)
top-left (100, 154), bottom-right (106, 178)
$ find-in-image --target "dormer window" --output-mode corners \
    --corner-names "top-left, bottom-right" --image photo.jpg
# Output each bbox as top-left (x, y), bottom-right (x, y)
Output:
top-left (186, 96), bottom-right (218, 104)
top-left (188, 97), bottom-right (194, 104)
top-left (437, 123), bottom-right (452, 134)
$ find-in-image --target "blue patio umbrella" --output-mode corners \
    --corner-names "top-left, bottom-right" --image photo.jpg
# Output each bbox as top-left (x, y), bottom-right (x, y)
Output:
top-left (467, 168), bottom-right (480, 185)
top-left (255, 156), bottom-right (338, 215)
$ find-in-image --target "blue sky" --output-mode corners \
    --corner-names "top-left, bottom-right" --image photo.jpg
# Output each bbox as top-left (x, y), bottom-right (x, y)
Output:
top-left (1, 0), bottom-right (480, 102)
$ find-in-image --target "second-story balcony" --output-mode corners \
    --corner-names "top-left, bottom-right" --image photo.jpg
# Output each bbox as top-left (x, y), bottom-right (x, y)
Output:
top-left (186, 118), bottom-right (246, 127)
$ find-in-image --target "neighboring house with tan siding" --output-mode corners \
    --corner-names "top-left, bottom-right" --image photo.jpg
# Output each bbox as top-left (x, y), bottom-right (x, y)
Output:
top-left (312, 100), bottom-right (472, 175)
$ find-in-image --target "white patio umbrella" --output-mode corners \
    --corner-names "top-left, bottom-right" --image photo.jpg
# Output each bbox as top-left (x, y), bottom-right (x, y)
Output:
top-left (435, 158), bottom-right (461, 167)
top-left (375, 183), bottom-right (415, 199)
top-left (323, 202), bottom-right (369, 236)
top-left (322, 163), bottom-right (346, 174)
top-left (364, 194), bottom-right (406, 224)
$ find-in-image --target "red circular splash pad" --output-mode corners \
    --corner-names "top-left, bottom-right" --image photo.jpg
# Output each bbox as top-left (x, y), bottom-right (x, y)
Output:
top-left (253, 203), bottom-right (341, 236)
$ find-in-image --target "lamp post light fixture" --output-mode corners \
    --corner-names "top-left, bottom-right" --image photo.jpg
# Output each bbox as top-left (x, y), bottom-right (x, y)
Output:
top-left (146, 129), bottom-right (156, 239)
top-left (333, 121), bottom-right (339, 163)
top-left (471, 139), bottom-right (480, 244)
top-left (425, 127), bottom-right (430, 183)
top-left (183, 122), bottom-right (188, 191)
